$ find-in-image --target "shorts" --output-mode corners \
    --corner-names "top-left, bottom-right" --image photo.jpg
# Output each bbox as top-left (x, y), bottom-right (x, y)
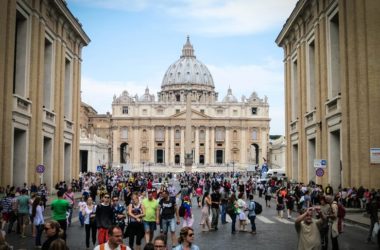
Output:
top-left (161, 218), bottom-right (176, 233)
top-left (2, 212), bottom-right (11, 222)
top-left (18, 213), bottom-right (30, 225)
top-left (143, 221), bottom-right (157, 232)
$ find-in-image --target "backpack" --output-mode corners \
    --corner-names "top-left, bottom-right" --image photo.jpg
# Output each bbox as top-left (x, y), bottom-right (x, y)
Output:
top-left (337, 204), bottom-right (346, 219)
top-left (254, 201), bottom-right (262, 215)
top-left (178, 202), bottom-right (186, 217)
top-left (226, 202), bottom-right (235, 216)
top-left (337, 203), bottom-right (345, 234)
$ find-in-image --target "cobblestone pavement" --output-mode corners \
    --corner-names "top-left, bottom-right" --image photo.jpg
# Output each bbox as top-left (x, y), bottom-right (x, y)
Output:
top-left (5, 194), bottom-right (379, 250)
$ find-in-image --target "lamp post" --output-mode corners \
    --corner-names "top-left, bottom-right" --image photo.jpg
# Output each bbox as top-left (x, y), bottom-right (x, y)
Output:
top-left (232, 160), bottom-right (235, 174)
top-left (142, 162), bottom-right (145, 173)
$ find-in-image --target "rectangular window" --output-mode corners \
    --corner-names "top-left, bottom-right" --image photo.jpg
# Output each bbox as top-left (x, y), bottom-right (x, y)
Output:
top-left (176, 109), bottom-right (180, 114)
top-left (251, 107), bottom-right (257, 115)
top-left (200, 109), bottom-right (204, 114)
top-left (200, 143), bottom-right (204, 147)
top-left (43, 37), bottom-right (54, 109)
top-left (175, 143), bottom-right (180, 147)
top-left (143, 109), bottom-right (147, 115)
top-left (217, 110), bottom-right (223, 115)
top-left (291, 58), bottom-right (298, 121)
top-left (251, 130), bottom-right (258, 140)
top-left (122, 106), bottom-right (128, 114)
top-left (327, 9), bottom-right (340, 98)
top-left (13, 9), bottom-right (29, 96)
top-left (306, 39), bottom-right (316, 111)
top-left (64, 57), bottom-right (72, 119)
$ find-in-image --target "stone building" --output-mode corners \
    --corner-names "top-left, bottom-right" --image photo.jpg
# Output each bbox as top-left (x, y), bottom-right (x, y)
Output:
top-left (276, 0), bottom-right (380, 190)
top-left (0, 0), bottom-right (90, 189)
top-left (106, 37), bottom-right (270, 171)
top-left (268, 136), bottom-right (286, 170)
top-left (79, 103), bottom-right (109, 173)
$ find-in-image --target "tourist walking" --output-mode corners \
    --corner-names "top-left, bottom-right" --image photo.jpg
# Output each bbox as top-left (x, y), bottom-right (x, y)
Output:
top-left (142, 190), bottom-right (159, 243)
top-left (200, 192), bottom-right (211, 232)
top-left (31, 196), bottom-right (44, 248)
top-left (84, 197), bottom-right (97, 249)
top-left (173, 227), bottom-right (200, 250)
top-left (95, 194), bottom-right (114, 244)
top-left (159, 190), bottom-right (180, 248)
top-left (42, 220), bottom-right (63, 250)
top-left (210, 186), bottom-right (221, 231)
top-left (127, 192), bottom-right (145, 250)
top-left (51, 190), bottom-right (70, 240)
top-left (247, 194), bottom-right (257, 234)
top-left (17, 189), bottom-right (30, 238)
top-left (94, 225), bottom-right (131, 250)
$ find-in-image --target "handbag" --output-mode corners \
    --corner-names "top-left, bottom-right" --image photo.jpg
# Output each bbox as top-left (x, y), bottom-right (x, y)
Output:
top-left (373, 222), bottom-right (379, 239)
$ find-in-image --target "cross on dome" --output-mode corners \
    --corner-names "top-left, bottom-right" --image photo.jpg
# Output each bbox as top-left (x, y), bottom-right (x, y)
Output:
top-left (181, 35), bottom-right (195, 58)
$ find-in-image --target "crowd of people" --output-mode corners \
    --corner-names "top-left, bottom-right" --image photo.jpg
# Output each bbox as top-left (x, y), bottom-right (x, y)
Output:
top-left (0, 170), bottom-right (379, 250)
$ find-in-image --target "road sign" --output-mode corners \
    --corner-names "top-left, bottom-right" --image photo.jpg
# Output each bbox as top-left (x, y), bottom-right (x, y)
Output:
top-left (314, 159), bottom-right (327, 168)
top-left (36, 164), bottom-right (45, 173)
top-left (316, 168), bottom-right (324, 177)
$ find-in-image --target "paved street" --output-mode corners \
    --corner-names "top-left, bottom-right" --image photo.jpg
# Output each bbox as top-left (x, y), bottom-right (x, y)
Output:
top-left (5, 193), bottom-right (378, 250)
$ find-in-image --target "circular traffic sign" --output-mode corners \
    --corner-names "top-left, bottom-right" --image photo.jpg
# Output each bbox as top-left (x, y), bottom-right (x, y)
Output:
top-left (316, 168), bottom-right (324, 177)
top-left (36, 164), bottom-right (45, 173)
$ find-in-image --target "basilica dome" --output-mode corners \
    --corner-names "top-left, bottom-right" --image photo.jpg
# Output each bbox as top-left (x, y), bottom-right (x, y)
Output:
top-left (161, 36), bottom-right (214, 89)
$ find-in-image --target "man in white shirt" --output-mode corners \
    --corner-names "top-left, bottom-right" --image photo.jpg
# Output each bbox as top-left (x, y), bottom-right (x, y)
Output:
top-left (93, 225), bottom-right (131, 250)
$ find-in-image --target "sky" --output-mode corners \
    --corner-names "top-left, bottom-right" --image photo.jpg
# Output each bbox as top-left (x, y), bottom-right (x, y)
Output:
top-left (67, 0), bottom-right (298, 135)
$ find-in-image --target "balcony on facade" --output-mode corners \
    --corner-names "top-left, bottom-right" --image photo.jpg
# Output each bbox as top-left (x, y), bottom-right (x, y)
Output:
top-left (13, 94), bottom-right (32, 117)
top-left (64, 118), bottom-right (74, 132)
top-left (43, 108), bottom-right (56, 125)
top-left (325, 95), bottom-right (341, 119)
top-left (304, 110), bottom-right (316, 128)
top-left (290, 120), bottom-right (298, 134)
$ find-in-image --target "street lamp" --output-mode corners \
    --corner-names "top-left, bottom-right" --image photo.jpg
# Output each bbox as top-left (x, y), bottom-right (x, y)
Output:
top-left (231, 160), bottom-right (235, 174)
top-left (142, 162), bottom-right (145, 173)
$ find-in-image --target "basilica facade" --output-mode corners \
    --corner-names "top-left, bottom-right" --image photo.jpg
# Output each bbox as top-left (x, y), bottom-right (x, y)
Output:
top-left (85, 37), bottom-right (270, 172)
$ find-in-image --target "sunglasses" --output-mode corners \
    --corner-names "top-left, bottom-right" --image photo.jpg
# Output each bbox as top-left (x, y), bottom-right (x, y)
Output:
top-left (154, 245), bottom-right (166, 248)
top-left (104, 196), bottom-right (110, 199)
top-left (44, 227), bottom-right (51, 231)
top-left (113, 199), bottom-right (119, 202)
top-left (187, 233), bottom-right (194, 237)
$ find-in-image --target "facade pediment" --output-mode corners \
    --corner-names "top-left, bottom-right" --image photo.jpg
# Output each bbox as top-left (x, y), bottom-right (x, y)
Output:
top-left (171, 109), bottom-right (211, 119)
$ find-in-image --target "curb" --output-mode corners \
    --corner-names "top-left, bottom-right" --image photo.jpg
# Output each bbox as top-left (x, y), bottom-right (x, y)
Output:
top-left (345, 218), bottom-right (370, 229)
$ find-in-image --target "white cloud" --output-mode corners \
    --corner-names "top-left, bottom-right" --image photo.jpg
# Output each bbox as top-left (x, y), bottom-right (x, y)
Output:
top-left (80, 77), bottom-right (160, 114)
top-left (207, 62), bottom-right (285, 134)
top-left (70, 0), bottom-right (298, 36)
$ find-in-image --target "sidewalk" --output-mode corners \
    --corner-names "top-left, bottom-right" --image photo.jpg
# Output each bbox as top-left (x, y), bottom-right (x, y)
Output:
top-left (345, 208), bottom-right (374, 229)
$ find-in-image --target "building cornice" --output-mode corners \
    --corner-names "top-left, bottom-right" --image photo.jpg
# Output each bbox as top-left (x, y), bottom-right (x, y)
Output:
top-left (275, 0), bottom-right (307, 46)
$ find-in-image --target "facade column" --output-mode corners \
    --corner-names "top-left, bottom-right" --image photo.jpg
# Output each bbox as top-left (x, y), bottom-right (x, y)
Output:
top-left (225, 128), bottom-right (230, 163)
top-left (195, 126), bottom-right (199, 164)
top-left (150, 127), bottom-right (155, 164)
top-left (205, 127), bottom-right (209, 164)
top-left (165, 127), bottom-right (169, 164)
top-left (170, 127), bottom-right (175, 165)
top-left (240, 128), bottom-right (247, 165)
top-left (180, 127), bottom-right (185, 164)
top-left (133, 126), bottom-right (140, 165)
top-left (210, 127), bottom-right (215, 164)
